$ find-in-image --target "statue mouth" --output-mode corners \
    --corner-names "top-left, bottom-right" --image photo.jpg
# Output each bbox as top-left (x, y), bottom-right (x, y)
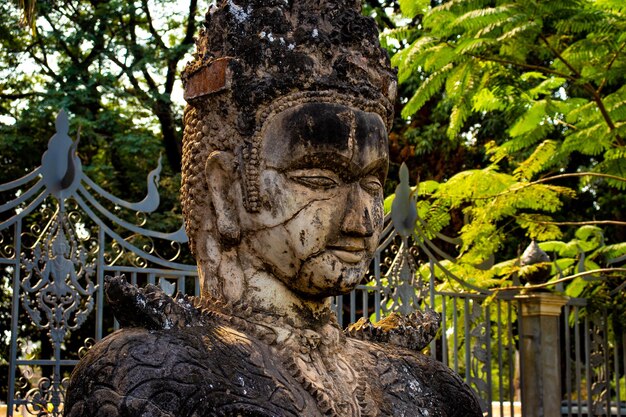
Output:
top-left (328, 245), bottom-right (367, 264)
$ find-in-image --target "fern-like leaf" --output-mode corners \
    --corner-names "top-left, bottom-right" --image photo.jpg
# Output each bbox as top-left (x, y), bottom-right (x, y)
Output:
top-left (509, 100), bottom-right (548, 138)
top-left (514, 140), bottom-right (559, 181)
top-left (402, 63), bottom-right (453, 118)
top-left (398, 0), bottom-right (429, 19)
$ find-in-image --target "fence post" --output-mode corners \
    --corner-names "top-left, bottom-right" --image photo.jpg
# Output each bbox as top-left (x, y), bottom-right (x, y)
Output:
top-left (517, 292), bottom-right (569, 417)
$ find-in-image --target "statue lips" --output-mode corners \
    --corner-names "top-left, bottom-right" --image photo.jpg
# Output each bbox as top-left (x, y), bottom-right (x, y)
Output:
top-left (328, 243), bottom-right (368, 264)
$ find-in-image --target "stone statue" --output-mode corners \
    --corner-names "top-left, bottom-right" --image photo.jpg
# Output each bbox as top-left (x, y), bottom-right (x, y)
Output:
top-left (64, 1), bottom-right (483, 416)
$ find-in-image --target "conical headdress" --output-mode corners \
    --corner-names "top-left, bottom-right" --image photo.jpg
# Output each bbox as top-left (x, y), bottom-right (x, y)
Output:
top-left (183, 0), bottom-right (396, 131)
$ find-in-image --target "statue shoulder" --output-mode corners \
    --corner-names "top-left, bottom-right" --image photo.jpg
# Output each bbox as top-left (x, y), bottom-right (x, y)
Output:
top-left (345, 310), bottom-right (440, 352)
top-left (65, 325), bottom-right (303, 417)
top-left (64, 278), bottom-right (303, 417)
top-left (64, 327), bottom-right (206, 416)
top-left (347, 326), bottom-right (484, 417)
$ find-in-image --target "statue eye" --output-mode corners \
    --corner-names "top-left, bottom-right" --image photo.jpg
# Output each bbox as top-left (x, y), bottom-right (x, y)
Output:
top-left (292, 175), bottom-right (339, 189)
top-left (360, 176), bottom-right (382, 194)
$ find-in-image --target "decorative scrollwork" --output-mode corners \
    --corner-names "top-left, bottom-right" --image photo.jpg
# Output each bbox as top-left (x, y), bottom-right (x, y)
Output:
top-left (381, 236), bottom-right (426, 316)
top-left (135, 210), bottom-right (148, 227)
top-left (21, 204), bottom-right (56, 250)
top-left (78, 337), bottom-right (96, 359)
top-left (104, 239), bottom-right (125, 266)
top-left (589, 313), bottom-right (609, 415)
top-left (468, 301), bottom-right (490, 412)
top-left (0, 228), bottom-right (15, 258)
top-left (21, 377), bottom-right (70, 417)
top-left (20, 206), bottom-right (97, 348)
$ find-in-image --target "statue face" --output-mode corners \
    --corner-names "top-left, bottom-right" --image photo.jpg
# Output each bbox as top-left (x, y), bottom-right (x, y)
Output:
top-left (241, 103), bottom-right (388, 298)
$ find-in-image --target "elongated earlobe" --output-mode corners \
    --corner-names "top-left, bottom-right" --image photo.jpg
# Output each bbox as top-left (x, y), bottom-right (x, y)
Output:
top-left (205, 151), bottom-right (241, 246)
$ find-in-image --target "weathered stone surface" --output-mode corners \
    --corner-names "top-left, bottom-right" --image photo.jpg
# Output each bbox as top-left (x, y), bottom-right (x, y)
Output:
top-left (64, 1), bottom-right (483, 416)
top-left (65, 279), bottom-right (481, 417)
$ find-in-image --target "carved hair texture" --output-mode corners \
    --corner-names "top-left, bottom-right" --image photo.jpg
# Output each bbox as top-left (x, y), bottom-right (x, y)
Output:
top-left (181, 0), bottom-right (397, 254)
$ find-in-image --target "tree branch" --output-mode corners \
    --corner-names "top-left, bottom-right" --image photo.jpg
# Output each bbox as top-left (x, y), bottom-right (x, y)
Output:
top-left (434, 172), bottom-right (626, 202)
top-left (467, 53), bottom-right (575, 81)
top-left (516, 216), bottom-right (626, 227)
top-left (539, 34), bottom-right (624, 146)
top-left (106, 52), bottom-right (152, 104)
top-left (539, 34), bottom-right (581, 78)
top-left (492, 268), bottom-right (626, 292)
top-left (0, 92), bottom-right (45, 99)
top-left (596, 41), bottom-right (626, 95)
top-left (140, 0), bottom-right (168, 51)
top-left (364, 0), bottom-right (396, 29)
top-left (28, 38), bottom-right (63, 83)
top-left (165, 0), bottom-right (198, 94)
top-left (41, 11), bottom-right (79, 65)
top-left (181, 0), bottom-right (199, 46)
top-left (531, 172), bottom-right (626, 186)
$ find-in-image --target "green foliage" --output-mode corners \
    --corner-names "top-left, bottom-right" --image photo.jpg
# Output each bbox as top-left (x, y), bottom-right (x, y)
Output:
top-left (386, 0), bottom-right (626, 292)
top-left (0, 0), bottom-right (207, 175)
top-left (392, 0), bottom-right (626, 180)
top-left (398, 0), bottom-right (428, 19)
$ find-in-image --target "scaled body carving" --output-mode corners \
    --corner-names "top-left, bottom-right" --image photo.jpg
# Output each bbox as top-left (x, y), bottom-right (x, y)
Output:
top-left (65, 1), bottom-right (483, 416)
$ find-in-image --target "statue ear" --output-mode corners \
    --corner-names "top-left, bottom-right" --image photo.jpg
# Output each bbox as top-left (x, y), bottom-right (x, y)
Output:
top-left (205, 151), bottom-right (241, 246)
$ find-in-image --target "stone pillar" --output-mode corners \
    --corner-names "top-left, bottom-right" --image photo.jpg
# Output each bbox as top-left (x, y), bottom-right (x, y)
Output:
top-left (517, 293), bottom-right (569, 417)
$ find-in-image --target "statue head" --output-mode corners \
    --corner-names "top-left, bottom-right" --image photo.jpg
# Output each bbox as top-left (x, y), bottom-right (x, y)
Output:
top-left (181, 0), bottom-right (396, 319)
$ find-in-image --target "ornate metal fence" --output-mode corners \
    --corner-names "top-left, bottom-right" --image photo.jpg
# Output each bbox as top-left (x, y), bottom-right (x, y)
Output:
top-left (561, 299), bottom-right (626, 417)
top-left (2, 111), bottom-right (197, 416)
top-left (3, 110), bottom-right (625, 417)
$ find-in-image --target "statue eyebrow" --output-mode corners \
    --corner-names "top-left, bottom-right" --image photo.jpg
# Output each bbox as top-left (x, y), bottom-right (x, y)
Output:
top-left (285, 154), bottom-right (387, 182)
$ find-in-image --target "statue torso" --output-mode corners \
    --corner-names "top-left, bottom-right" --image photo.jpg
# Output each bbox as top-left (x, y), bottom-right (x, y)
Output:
top-left (64, 280), bottom-right (482, 417)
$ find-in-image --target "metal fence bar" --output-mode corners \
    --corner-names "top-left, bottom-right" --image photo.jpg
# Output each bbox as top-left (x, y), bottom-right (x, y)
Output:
top-left (464, 297), bottom-right (471, 383)
top-left (453, 298), bottom-right (459, 374)
top-left (616, 335), bottom-right (622, 417)
top-left (604, 309), bottom-right (611, 416)
top-left (497, 299), bottom-right (504, 417)
top-left (622, 333), bottom-right (626, 417)
top-left (441, 295), bottom-right (448, 366)
top-left (101, 265), bottom-right (197, 276)
top-left (362, 289), bottom-right (368, 319)
top-left (15, 359), bottom-right (80, 366)
top-left (96, 228), bottom-right (104, 341)
top-left (507, 302), bottom-right (515, 417)
top-left (511, 300), bottom-right (525, 415)
top-left (374, 252), bottom-right (381, 322)
top-left (350, 291), bottom-right (356, 324)
top-left (486, 303), bottom-right (493, 417)
top-left (195, 276), bottom-right (201, 297)
top-left (574, 307), bottom-right (582, 417)
top-left (112, 268), bottom-right (122, 331)
top-left (585, 315), bottom-right (592, 416)
top-left (7, 221), bottom-right (21, 417)
top-left (178, 275), bottom-right (185, 295)
top-left (336, 295), bottom-right (344, 328)
top-left (429, 260), bottom-right (437, 359)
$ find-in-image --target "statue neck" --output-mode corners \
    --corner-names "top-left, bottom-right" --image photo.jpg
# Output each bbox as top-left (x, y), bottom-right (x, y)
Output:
top-left (198, 247), bottom-right (335, 330)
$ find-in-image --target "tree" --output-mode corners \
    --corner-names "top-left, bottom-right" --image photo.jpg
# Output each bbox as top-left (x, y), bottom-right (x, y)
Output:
top-left (386, 0), bottom-right (626, 288)
top-left (1, 0), bottom-right (207, 177)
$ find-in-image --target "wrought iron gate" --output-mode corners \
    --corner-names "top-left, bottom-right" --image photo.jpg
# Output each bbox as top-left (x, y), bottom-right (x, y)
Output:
top-left (3, 110), bottom-right (625, 416)
top-left (2, 111), bottom-right (197, 416)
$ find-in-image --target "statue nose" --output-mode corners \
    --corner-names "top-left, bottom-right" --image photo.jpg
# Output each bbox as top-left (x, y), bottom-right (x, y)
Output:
top-left (340, 185), bottom-right (374, 237)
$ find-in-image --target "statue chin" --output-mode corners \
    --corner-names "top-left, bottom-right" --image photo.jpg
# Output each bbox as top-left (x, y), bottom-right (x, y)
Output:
top-left (287, 251), bottom-right (373, 298)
